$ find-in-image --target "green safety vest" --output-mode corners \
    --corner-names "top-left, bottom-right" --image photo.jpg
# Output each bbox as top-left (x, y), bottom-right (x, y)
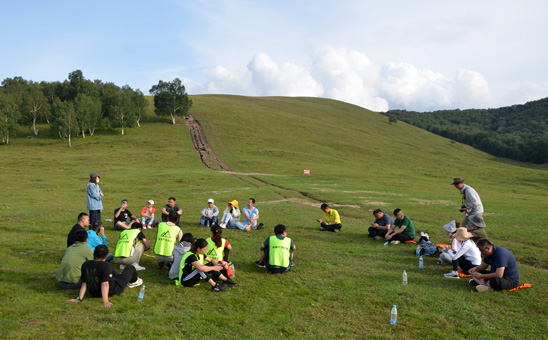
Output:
top-left (268, 235), bottom-right (292, 268)
top-left (154, 222), bottom-right (181, 256)
top-left (114, 229), bottom-right (141, 258)
top-left (205, 237), bottom-right (225, 263)
top-left (178, 251), bottom-right (204, 282)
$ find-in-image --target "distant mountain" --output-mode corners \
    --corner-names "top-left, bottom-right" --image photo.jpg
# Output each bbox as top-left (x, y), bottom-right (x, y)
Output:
top-left (385, 97), bottom-right (548, 164)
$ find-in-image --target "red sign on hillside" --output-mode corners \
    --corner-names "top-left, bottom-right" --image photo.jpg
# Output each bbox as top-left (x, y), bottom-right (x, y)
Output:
top-left (303, 169), bottom-right (310, 175)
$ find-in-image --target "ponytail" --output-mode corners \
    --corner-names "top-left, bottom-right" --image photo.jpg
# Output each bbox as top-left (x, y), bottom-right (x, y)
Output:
top-left (191, 238), bottom-right (208, 254)
top-left (211, 225), bottom-right (223, 248)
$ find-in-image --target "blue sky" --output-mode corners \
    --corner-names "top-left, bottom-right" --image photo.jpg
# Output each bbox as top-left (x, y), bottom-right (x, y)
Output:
top-left (1, 0), bottom-right (547, 111)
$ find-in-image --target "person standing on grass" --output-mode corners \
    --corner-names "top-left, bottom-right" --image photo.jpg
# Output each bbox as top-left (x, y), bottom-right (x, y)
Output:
top-left (469, 239), bottom-right (520, 292)
top-left (317, 203), bottom-right (342, 232)
top-left (57, 229), bottom-right (93, 289)
top-left (255, 224), bottom-right (296, 274)
top-left (162, 197), bottom-right (183, 226)
top-left (114, 199), bottom-right (138, 230)
top-left (243, 198), bottom-right (263, 230)
top-left (368, 209), bottom-right (393, 240)
top-left (87, 221), bottom-right (114, 262)
top-left (114, 222), bottom-right (150, 271)
top-left (178, 238), bottom-right (238, 292)
top-left (87, 172), bottom-right (103, 226)
top-left (67, 212), bottom-right (90, 248)
top-left (385, 208), bottom-right (415, 244)
top-left (69, 245), bottom-right (143, 308)
top-left (443, 228), bottom-right (482, 279)
top-left (452, 177), bottom-right (484, 229)
top-left (199, 198), bottom-right (219, 227)
top-left (154, 211), bottom-right (183, 269)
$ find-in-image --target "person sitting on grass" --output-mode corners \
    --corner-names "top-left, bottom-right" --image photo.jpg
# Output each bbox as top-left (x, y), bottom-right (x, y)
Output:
top-left (69, 245), bottom-right (143, 308)
top-left (255, 224), bottom-right (296, 274)
top-left (438, 220), bottom-right (460, 265)
top-left (178, 238), bottom-right (238, 292)
top-left (114, 222), bottom-right (150, 271)
top-left (200, 198), bottom-right (219, 227)
top-left (140, 200), bottom-right (156, 229)
top-left (162, 197), bottom-right (183, 226)
top-left (469, 239), bottom-right (520, 292)
top-left (154, 211), bottom-right (183, 269)
top-left (57, 229), bottom-right (93, 289)
top-left (87, 221), bottom-right (113, 262)
top-left (169, 232), bottom-right (194, 281)
top-left (219, 200), bottom-right (247, 230)
top-left (205, 225), bottom-right (232, 263)
top-left (443, 228), bottom-right (482, 279)
top-left (467, 214), bottom-right (488, 244)
top-left (385, 208), bottom-right (415, 244)
top-left (243, 198), bottom-right (263, 230)
top-left (317, 203), bottom-right (342, 232)
top-left (67, 212), bottom-right (90, 248)
top-left (368, 209), bottom-right (393, 240)
top-left (114, 199), bottom-right (138, 230)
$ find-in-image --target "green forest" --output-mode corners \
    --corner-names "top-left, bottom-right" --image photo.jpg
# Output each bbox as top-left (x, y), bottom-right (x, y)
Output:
top-left (386, 97), bottom-right (548, 164)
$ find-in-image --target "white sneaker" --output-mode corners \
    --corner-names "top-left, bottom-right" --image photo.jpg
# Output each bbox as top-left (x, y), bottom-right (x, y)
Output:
top-left (127, 277), bottom-right (143, 288)
top-left (390, 240), bottom-right (401, 245)
top-left (444, 271), bottom-right (460, 279)
top-left (220, 222), bottom-right (227, 229)
top-left (476, 284), bottom-right (490, 292)
top-left (119, 265), bottom-right (126, 270)
top-left (132, 263), bottom-right (146, 271)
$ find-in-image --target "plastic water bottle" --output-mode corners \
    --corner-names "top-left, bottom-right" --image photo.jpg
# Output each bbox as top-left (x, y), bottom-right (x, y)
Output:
top-left (137, 285), bottom-right (146, 302)
top-left (402, 270), bottom-right (407, 285)
top-left (419, 256), bottom-right (424, 269)
top-left (383, 241), bottom-right (389, 246)
top-left (230, 263), bottom-right (235, 277)
top-left (390, 305), bottom-right (397, 325)
top-left (415, 245), bottom-right (421, 256)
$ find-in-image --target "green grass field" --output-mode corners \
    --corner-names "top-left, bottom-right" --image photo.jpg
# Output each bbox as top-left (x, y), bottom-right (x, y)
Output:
top-left (1, 95), bottom-right (547, 339)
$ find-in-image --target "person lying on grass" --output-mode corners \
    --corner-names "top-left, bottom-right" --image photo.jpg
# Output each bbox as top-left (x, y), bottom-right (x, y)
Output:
top-left (69, 245), bottom-right (143, 308)
top-left (178, 238), bottom-right (238, 292)
top-left (255, 224), bottom-right (296, 274)
top-left (385, 208), bottom-right (415, 244)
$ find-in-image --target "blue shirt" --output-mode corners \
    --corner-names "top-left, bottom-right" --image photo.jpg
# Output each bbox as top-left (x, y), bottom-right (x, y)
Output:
top-left (483, 245), bottom-right (519, 284)
top-left (86, 183), bottom-right (103, 211)
top-left (375, 213), bottom-right (394, 227)
top-left (243, 206), bottom-right (259, 225)
top-left (86, 230), bottom-right (108, 251)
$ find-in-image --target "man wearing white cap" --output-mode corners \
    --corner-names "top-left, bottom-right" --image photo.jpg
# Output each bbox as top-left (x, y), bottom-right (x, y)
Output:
top-left (200, 199), bottom-right (219, 227)
top-left (140, 200), bottom-right (156, 229)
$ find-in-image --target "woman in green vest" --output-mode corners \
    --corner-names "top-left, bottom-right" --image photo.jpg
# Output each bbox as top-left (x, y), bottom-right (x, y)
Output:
top-left (205, 225), bottom-right (232, 263)
top-left (179, 238), bottom-right (238, 292)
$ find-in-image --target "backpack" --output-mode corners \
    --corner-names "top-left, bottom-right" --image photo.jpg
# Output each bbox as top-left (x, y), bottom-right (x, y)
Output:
top-left (417, 239), bottom-right (440, 256)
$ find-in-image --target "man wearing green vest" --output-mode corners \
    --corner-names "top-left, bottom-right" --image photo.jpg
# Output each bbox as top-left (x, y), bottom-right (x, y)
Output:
top-left (154, 211), bottom-right (183, 269)
top-left (255, 224), bottom-right (296, 274)
top-left (114, 222), bottom-right (150, 271)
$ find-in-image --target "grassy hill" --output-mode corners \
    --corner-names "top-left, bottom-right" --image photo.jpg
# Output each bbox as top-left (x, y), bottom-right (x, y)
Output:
top-left (1, 95), bottom-right (547, 339)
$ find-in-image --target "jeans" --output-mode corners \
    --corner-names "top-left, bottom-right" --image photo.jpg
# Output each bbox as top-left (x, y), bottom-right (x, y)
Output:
top-left (221, 213), bottom-right (246, 230)
top-left (142, 214), bottom-right (155, 228)
top-left (200, 215), bottom-right (219, 226)
top-left (89, 210), bottom-right (101, 226)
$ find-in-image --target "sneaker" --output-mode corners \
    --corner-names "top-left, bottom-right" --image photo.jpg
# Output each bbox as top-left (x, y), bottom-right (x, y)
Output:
top-left (334, 228), bottom-right (340, 233)
top-left (158, 262), bottom-right (165, 269)
top-left (374, 236), bottom-right (383, 240)
top-left (256, 223), bottom-right (264, 230)
top-left (212, 284), bottom-right (226, 292)
top-left (132, 263), bottom-right (146, 271)
top-left (255, 261), bottom-right (265, 268)
top-left (222, 278), bottom-right (239, 287)
top-left (476, 284), bottom-right (490, 292)
top-left (127, 277), bottom-right (143, 288)
top-left (469, 279), bottom-right (479, 287)
top-left (291, 261), bottom-right (296, 267)
top-left (390, 240), bottom-right (401, 245)
top-left (444, 271), bottom-right (460, 279)
top-left (220, 222), bottom-right (227, 229)
top-left (119, 264), bottom-right (126, 270)
top-left (245, 225), bottom-right (251, 232)
top-left (166, 262), bottom-right (172, 269)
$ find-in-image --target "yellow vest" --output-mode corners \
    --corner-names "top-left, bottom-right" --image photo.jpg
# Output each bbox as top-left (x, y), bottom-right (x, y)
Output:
top-left (179, 251), bottom-right (204, 281)
top-left (114, 229), bottom-right (141, 258)
top-left (154, 222), bottom-right (181, 256)
top-left (205, 237), bottom-right (225, 263)
top-left (268, 236), bottom-right (291, 267)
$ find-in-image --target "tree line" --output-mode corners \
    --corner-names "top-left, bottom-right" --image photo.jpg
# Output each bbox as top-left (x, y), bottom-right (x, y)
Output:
top-left (385, 97), bottom-right (548, 164)
top-left (0, 70), bottom-right (192, 146)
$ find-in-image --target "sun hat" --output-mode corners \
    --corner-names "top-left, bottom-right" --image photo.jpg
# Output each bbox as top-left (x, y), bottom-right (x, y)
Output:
top-left (148, 200), bottom-right (154, 205)
top-left (208, 198), bottom-right (214, 203)
top-left (90, 171), bottom-right (100, 178)
top-left (228, 200), bottom-right (239, 210)
top-left (451, 177), bottom-right (464, 185)
top-left (443, 220), bottom-right (457, 233)
top-left (455, 227), bottom-right (473, 241)
top-left (468, 214), bottom-right (486, 228)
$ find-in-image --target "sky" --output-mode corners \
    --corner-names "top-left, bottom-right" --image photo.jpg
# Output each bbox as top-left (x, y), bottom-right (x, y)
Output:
top-left (1, 0), bottom-right (547, 112)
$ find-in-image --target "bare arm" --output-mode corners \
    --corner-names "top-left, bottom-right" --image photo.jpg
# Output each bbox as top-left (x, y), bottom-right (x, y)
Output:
top-left (68, 282), bottom-right (87, 303)
top-left (101, 282), bottom-right (112, 308)
top-left (142, 238), bottom-right (151, 251)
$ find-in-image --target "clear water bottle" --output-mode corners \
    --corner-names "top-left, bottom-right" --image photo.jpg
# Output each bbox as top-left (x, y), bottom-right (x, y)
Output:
top-left (230, 263), bottom-right (235, 277)
top-left (402, 270), bottom-right (407, 285)
top-left (419, 256), bottom-right (424, 268)
top-left (390, 305), bottom-right (397, 325)
top-left (415, 245), bottom-right (421, 256)
top-left (137, 285), bottom-right (146, 302)
top-left (383, 241), bottom-right (389, 246)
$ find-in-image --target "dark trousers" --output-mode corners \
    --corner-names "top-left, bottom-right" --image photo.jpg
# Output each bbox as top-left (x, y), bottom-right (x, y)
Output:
top-left (112, 266), bottom-right (138, 296)
top-left (471, 270), bottom-right (518, 291)
top-left (182, 269), bottom-right (211, 287)
top-left (368, 227), bottom-right (388, 238)
top-left (452, 257), bottom-right (475, 274)
top-left (265, 249), bottom-right (293, 274)
top-left (89, 210), bottom-right (101, 226)
top-left (390, 233), bottom-right (413, 242)
top-left (321, 222), bottom-right (342, 232)
top-left (205, 263), bottom-right (227, 280)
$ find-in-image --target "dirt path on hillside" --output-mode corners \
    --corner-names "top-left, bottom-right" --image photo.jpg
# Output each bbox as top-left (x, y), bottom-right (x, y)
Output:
top-left (185, 115), bottom-right (232, 171)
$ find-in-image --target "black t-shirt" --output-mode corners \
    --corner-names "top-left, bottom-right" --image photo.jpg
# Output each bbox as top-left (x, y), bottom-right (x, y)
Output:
top-left (181, 254), bottom-right (199, 278)
top-left (80, 260), bottom-right (116, 297)
top-left (67, 224), bottom-right (85, 248)
top-left (114, 208), bottom-right (133, 225)
top-left (162, 204), bottom-right (180, 215)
